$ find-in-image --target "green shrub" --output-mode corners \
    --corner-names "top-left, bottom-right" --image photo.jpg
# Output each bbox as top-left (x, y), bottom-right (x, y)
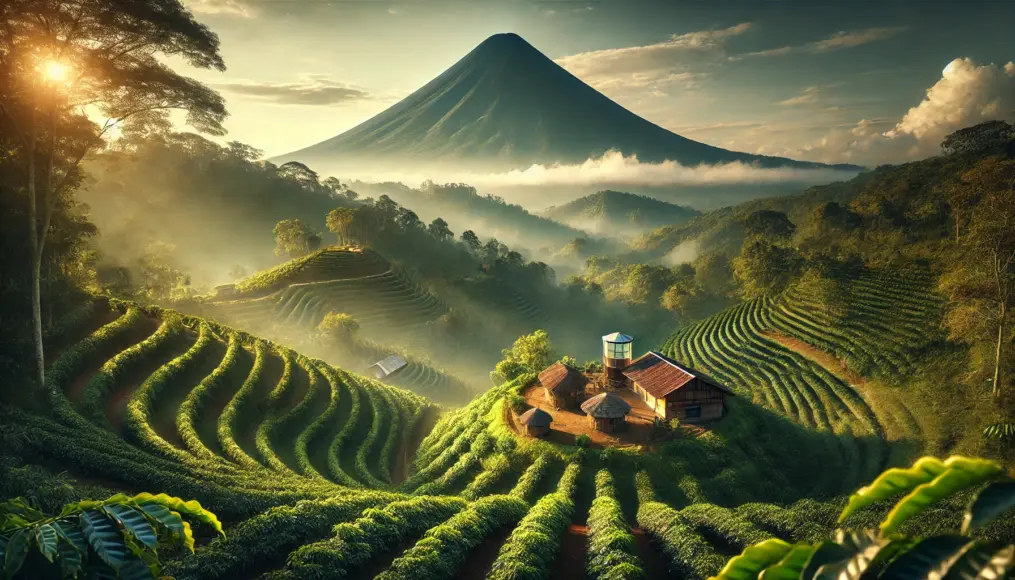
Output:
top-left (587, 470), bottom-right (645, 580)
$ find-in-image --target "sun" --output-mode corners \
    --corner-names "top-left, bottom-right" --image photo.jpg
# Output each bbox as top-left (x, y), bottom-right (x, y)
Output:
top-left (41, 60), bottom-right (69, 83)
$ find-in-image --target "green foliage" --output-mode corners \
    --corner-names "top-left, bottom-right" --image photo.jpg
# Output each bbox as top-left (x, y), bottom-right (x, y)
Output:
top-left (984, 422), bottom-right (1015, 440)
top-left (502, 330), bottom-right (555, 376)
top-left (274, 219), bottom-right (323, 260)
top-left (375, 495), bottom-right (528, 580)
top-left (587, 470), bottom-right (644, 580)
top-left (0, 492), bottom-right (222, 579)
top-left (488, 463), bottom-right (582, 580)
top-left (277, 496), bottom-right (467, 580)
top-left (575, 434), bottom-right (591, 448)
top-left (712, 456), bottom-right (1015, 580)
top-left (317, 311), bottom-right (360, 340)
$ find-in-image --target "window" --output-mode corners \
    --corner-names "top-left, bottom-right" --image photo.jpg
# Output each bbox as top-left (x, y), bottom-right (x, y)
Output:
top-left (603, 341), bottom-right (632, 359)
top-left (684, 405), bottom-right (701, 419)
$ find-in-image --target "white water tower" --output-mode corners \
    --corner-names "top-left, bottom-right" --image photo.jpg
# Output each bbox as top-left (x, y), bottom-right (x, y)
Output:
top-left (602, 332), bottom-right (633, 382)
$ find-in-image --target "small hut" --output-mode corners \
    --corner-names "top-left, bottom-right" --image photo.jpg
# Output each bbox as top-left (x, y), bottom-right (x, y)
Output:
top-left (518, 408), bottom-right (553, 437)
top-left (580, 392), bottom-right (632, 433)
top-left (539, 362), bottom-right (586, 409)
top-left (367, 355), bottom-right (407, 380)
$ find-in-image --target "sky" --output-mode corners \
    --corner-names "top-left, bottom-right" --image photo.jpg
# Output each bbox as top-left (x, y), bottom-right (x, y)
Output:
top-left (176, 0), bottom-right (1015, 167)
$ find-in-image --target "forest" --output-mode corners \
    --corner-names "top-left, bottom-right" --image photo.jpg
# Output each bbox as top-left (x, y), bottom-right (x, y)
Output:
top-left (1, 1), bottom-right (1014, 579)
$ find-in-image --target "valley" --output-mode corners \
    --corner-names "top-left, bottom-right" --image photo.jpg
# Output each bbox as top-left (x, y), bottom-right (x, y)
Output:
top-left (2, 4), bottom-right (1014, 580)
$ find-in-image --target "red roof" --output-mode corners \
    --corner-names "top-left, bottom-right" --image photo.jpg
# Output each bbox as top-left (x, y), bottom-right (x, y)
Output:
top-left (622, 351), bottom-right (733, 399)
top-left (538, 362), bottom-right (585, 393)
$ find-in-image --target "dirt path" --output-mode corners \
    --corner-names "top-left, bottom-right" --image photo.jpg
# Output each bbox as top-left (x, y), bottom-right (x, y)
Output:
top-left (551, 525), bottom-right (588, 580)
top-left (455, 525), bottom-right (514, 580)
top-left (393, 405), bottom-right (439, 485)
top-left (104, 331), bottom-right (194, 430)
top-left (763, 330), bottom-right (922, 443)
top-left (66, 316), bottom-right (159, 407)
top-left (633, 527), bottom-right (671, 579)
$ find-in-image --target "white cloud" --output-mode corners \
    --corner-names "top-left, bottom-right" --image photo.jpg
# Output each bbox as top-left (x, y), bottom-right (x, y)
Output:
top-left (555, 23), bottom-right (751, 92)
top-left (216, 75), bottom-right (373, 105)
top-left (343, 150), bottom-right (859, 188)
top-left (776, 86), bottom-right (822, 106)
top-left (184, 0), bottom-right (256, 17)
top-left (784, 58), bottom-right (1015, 165)
top-left (733, 27), bottom-right (906, 61)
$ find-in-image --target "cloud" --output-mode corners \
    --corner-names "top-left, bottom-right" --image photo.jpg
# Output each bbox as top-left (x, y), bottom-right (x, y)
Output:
top-left (555, 23), bottom-right (751, 92)
top-left (184, 0), bottom-right (256, 17)
top-left (216, 75), bottom-right (372, 105)
top-left (776, 86), bottom-right (822, 106)
top-left (343, 150), bottom-right (859, 189)
top-left (733, 27), bottom-right (906, 60)
top-left (784, 58), bottom-right (1015, 165)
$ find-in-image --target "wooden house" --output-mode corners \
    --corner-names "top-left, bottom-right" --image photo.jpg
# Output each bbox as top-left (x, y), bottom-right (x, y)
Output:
top-left (622, 351), bottom-right (732, 423)
top-left (517, 408), bottom-right (553, 437)
top-left (580, 392), bottom-right (631, 432)
top-left (539, 362), bottom-right (586, 409)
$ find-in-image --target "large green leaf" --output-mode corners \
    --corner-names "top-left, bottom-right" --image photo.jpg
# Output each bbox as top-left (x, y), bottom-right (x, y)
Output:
top-left (56, 534), bottom-right (85, 578)
top-left (180, 519), bottom-right (195, 553)
top-left (878, 536), bottom-right (969, 580)
top-left (117, 555), bottom-right (156, 580)
top-left (102, 504), bottom-right (158, 549)
top-left (710, 538), bottom-right (794, 580)
top-left (80, 510), bottom-right (128, 571)
top-left (0, 498), bottom-right (45, 525)
top-left (132, 493), bottom-right (224, 537)
top-left (941, 544), bottom-right (1015, 580)
top-left (881, 457), bottom-right (1004, 535)
top-left (35, 523), bottom-right (59, 562)
top-left (963, 480), bottom-right (1015, 534)
top-left (812, 531), bottom-right (889, 580)
top-left (2, 528), bottom-right (30, 580)
top-left (54, 519), bottom-right (88, 555)
top-left (137, 503), bottom-right (185, 542)
top-left (840, 457), bottom-right (949, 522)
top-left (800, 540), bottom-right (853, 580)
top-left (759, 543), bottom-right (817, 580)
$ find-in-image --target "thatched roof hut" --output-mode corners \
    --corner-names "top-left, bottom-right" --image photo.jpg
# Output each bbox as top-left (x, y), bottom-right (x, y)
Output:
top-left (580, 392), bottom-right (631, 432)
top-left (539, 362), bottom-right (586, 409)
top-left (518, 407), bottom-right (553, 436)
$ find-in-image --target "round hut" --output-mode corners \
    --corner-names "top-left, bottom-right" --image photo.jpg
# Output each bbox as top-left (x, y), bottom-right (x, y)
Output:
top-left (518, 408), bottom-right (553, 437)
top-left (580, 392), bottom-right (632, 433)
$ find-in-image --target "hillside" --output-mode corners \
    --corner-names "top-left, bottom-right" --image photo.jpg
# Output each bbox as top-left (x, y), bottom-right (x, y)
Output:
top-left (4, 295), bottom-right (1013, 580)
top-left (542, 190), bottom-right (701, 237)
top-left (274, 33), bottom-right (860, 172)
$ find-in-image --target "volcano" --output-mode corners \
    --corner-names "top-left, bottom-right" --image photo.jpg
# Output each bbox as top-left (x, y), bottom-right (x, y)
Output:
top-left (275, 33), bottom-right (858, 171)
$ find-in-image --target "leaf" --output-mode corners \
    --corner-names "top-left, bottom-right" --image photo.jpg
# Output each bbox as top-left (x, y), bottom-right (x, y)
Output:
top-left (56, 535), bottom-right (85, 578)
top-left (117, 555), bottom-right (156, 580)
top-left (137, 503), bottom-right (185, 542)
top-left (80, 509), bottom-right (128, 571)
top-left (35, 523), bottom-right (59, 562)
top-left (840, 457), bottom-right (948, 522)
top-left (180, 519), bottom-right (195, 553)
top-left (132, 493), bottom-right (224, 537)
top-left (54, 519), bottom-right (88, 555)
top-left (813, 531), bottom-right (889, 580)
top-left (940, 544), bottom-right (1015, 580)
top-left (881, 457), bottom-right (1004, 535)
top-left (879, 536), bottom-right (970, 580)
top-left (2, 528), bottom-right (31, 580)
top-left (710, 538), bottom-right (794, 580)
top-left (102, 504), bottom-right (158, 549)
top-left (759, 543), bottom-right (818, 580)
top-left (800, 541), bottom-right (853, 580)
top-left (963, 479), bottom-right (1015, 534)
top-left (0, 498), bottom-right (45, 523)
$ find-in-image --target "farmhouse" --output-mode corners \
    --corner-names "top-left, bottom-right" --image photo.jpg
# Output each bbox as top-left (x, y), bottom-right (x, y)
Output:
top-left (622, 351), bottom-right (732, 422)
top-left (538, 361), bottom-right (586, 409)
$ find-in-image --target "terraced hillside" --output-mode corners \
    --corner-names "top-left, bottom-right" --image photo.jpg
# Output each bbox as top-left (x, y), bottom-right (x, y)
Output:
top-left (5, 291), bottom-right (1011, 580)
top-left (199, 247), bottom-right (472, 402)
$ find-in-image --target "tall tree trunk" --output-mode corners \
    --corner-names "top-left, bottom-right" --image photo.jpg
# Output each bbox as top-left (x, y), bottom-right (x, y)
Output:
top-left (27, 131), bottom-right (46, 392)
top-left (994, 304), bottom-right (1006, 397)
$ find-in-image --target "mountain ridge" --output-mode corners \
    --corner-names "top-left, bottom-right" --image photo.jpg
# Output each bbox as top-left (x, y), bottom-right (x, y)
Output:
top-left (274, 33), bottom-right (863, 172)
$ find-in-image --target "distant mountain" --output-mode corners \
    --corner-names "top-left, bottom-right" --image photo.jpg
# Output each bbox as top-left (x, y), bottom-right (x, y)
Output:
top-left (274, 33), bottom-right (862, 172)
top-left (542, 190), bottom-right (701, 237)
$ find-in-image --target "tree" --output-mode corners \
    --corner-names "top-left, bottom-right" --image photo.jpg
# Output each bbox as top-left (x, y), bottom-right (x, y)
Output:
top-left (941, 120), bottom-right (1015, 156)
top-left (0, 0), bottom-right (228, 391)
top-left (460, 230), bottom-right (481, 252)
top-left (278, 161), bottom-right (320, 189)
top-left (428, 217), bottom-right (453, 242)
top-left (273, 219), bottom-right (319, 260)
top-left (743, 210), bottom-right (796, 241)
top-left (939, 159), bottom-right (1015, 396)
top-left (317, 311), bottom-right (360, 342)
top-left (326, 207), bottom-right (356, 245)
top-left (374, 195), bottom-right (399, 227)
top-left (504, 330), bottom-right (554, 375)
top-left (732, 240), bottom-right (804, 299)
top-left (396, 207), bottom-right (422, 230)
